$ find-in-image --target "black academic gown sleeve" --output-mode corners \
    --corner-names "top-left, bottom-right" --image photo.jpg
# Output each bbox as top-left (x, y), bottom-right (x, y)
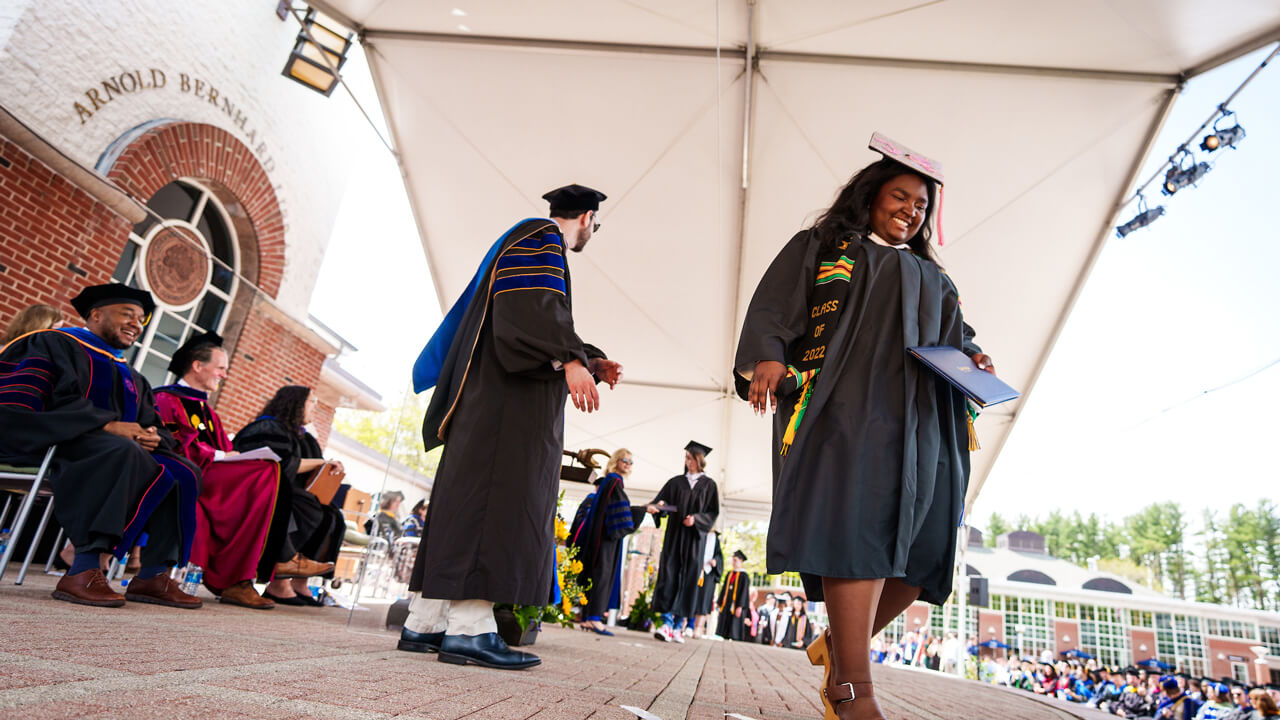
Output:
top-left (0, 332), bottom-right (116, 457)
top-left (490, 271), bottom-right (588, 379)
top-left (732, 230), bottom-right (817, 393)
top-left (232, 419), bottom-right (302, 486)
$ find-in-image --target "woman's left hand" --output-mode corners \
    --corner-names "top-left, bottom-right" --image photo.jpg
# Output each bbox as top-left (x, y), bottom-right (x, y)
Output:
top-left (971, 353), bottom-right (997, 375)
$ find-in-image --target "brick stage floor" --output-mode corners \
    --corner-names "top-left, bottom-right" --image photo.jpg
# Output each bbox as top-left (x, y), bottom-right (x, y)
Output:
top-left (0, 571), bottom-right (1112, 719)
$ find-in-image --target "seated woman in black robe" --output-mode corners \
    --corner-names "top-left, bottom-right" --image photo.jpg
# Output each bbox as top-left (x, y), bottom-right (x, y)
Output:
top-left (735, 136), bottom-right (998, 720)
top-left (233, 385), bottom-right (346, 606)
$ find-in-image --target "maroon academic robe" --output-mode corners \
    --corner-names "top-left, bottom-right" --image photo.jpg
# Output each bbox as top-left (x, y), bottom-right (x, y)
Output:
top-left (154, 385), bottom-right (281, 589)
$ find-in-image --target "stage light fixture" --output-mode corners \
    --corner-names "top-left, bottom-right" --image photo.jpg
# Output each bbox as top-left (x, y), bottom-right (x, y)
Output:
top-left (1201, 124), bottom-right (1245, 152)
top-left (281, 9), bottom-right (354, 96)
top-left (1115, 202), bottom-right (1165, 238)
top-left (1162, 160), bottom-right (1210, 196)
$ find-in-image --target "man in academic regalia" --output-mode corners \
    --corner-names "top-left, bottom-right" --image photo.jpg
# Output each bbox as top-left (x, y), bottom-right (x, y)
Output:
top-left (646, 440), bottom-right (720, 643)
top-left (715, 550), bottom-right (752, 641)
top-left (154, 332), bottom-right (287, 609)
top-left (0, 284), bottom-right (201, 609)
top-left (400, 184), bottom-right (623, 670)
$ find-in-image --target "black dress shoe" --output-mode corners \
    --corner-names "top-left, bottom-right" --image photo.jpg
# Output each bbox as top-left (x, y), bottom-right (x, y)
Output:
top-left (262, 591), bottom-right (307, 606)
top-left (438, 632), bottom-right (541, 670)
top-left (397, 627), bottom-right (444, 653)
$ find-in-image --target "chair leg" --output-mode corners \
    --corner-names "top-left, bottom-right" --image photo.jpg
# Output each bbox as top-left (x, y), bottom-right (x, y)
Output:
top-left (16, 498), bottom-right (54, 585)
top-left (44, 527), bottom-right (65, 574)
top-left (0, 493), bottom-right (12, 530)
top-left (0, 446), bottom-right (55, 583)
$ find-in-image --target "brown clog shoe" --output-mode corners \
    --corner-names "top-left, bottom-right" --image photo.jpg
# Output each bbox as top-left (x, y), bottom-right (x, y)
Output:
top-left (125, 574), bottom-right (203, 609)
top-left (273, 553), bottom-right (334, 579)
top-left (51, 569), bottom-right (126, 608)
top-left (219, 580), bottom-right (274, 610)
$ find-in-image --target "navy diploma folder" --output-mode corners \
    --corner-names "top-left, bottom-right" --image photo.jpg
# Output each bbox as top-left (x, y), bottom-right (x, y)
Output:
top-left (907, 345), bottom-right (1020, 408)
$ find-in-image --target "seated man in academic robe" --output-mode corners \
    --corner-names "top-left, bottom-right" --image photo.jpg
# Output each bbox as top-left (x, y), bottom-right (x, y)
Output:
top-left (0, 284), bottom-right (201, 609)
top-left (154, 331), bottom-right (279, 609)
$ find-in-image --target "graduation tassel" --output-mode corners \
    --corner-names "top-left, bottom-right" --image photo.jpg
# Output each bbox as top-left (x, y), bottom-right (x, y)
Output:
top-left (780, 380), bottom-right (815, 456)
top-left (966, 400), bottom-right (980, 451)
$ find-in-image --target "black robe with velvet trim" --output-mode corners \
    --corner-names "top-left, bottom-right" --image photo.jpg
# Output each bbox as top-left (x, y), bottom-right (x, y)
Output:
top-left (0, 329), bottom-right (200, 567)
top-left (569, 473), bottom-right (641, 619)
top-left (734, 231), bottom-right (982, 605)
top-left (648, 474), bottom-right (719, 618)
top-left (409, 219), bottom-right (605, 605)
top-left (232, 418), bottom-right (345, 570)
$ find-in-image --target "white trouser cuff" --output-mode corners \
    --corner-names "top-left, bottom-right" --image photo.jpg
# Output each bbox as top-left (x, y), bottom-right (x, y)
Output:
top-left (405, 596), bottom-right (449, 634)
top-left (446, 599), bottom-right (497, 636)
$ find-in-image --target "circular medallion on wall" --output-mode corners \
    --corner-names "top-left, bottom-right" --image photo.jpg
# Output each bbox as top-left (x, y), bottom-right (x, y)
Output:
top-left (140, 224), bottom-right (211, 309)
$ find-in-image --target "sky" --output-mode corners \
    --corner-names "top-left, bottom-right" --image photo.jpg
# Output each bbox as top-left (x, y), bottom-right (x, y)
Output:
top-left (309, 41), bottom-right (1280, 535)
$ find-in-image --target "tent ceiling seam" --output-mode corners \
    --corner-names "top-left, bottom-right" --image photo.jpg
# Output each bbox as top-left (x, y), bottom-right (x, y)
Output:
top-left (360, 29), bottom-right (1180, 84)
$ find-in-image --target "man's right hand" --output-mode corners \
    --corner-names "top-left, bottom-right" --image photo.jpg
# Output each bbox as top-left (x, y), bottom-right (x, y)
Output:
top-left (565, 359), bottom-right (600, 413)
top-left (104, 421), bottom-right (161, 451)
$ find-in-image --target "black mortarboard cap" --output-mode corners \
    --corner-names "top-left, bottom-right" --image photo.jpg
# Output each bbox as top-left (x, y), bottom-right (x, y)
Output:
top-left (167, 330), bottom-right (224, 375)
top-left (70, 283), bottom-right (155, 320)
top-left (685, 440), bottom-right (712, 457)
top-left (733, 550), bottom-right (747, 561)
top-left (542, 184), bottom-right (607, 213)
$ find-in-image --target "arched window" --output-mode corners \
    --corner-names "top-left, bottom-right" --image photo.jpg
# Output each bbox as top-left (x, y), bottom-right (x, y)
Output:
top-left (1007, 569), bottom-right (1057, 586)
top-left (111, 179), bottom-right (239, 387)
top-left (1082, 578), bottom-right (1133, 594)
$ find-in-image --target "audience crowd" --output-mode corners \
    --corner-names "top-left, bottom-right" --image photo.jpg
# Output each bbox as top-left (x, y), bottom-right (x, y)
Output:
top-left (866, 627), bottom-right (1280, 719)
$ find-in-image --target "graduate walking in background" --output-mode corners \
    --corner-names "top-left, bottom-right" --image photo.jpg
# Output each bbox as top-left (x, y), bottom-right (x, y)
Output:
top-left (646, 441), bottom-right (720, 643)
top-left (735, 135), bottom-right (997, 719)
top-left (715, 550), bottom-right (752, 641)
top-left (690, 529), bottom-right (722, 639)
top-left (402, 184), bottom-right (622, 670)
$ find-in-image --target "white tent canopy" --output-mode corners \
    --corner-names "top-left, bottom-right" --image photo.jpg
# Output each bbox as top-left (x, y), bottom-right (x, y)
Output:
top-left (317, 0), bottom-right (1280, 523)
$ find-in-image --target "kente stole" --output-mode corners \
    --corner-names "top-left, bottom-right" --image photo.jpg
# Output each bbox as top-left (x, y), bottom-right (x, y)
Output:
top-left (779, 236), bottom-right (855, 455)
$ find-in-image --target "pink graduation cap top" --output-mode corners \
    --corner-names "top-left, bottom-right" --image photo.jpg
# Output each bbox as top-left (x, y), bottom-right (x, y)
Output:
top-left (868, 132), bottom-right (948, 244)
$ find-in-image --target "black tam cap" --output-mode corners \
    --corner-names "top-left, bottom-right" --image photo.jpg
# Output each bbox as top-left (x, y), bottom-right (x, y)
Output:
top-left (733, 550), bottom-right (747, 562)
top-left (70, 283), bottom-right (155, 320)
top-left (542, 184), bottom-right (606, 213)
top-left (168, 331), bottom-right (224, 375)
top-left (685, 440), bottom-right (712, 457)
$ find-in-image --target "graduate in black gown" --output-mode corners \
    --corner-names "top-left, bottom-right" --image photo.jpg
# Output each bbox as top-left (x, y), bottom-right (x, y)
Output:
top-left (646, 440), bottom-right (720, 643)
top-left (401, 184), bottom-right (622, 670)
top-left (734, 135), bottom-right (999, 719)
top-left (569, 448), bottom-right (641, 635)
top-left (233, 385), bottom-right (344, 606)
top-left (715, 550), bottom-right (752, 641)
top-left (780, 595), bottom-right (815, 650)
top-left (0, 284), bottom-right (201, 609)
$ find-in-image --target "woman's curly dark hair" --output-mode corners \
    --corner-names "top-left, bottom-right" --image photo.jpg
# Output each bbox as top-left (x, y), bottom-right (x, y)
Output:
top-left (810, 158), bottom-right (939, 264)
top-left (259, 385), bottom-right (311, 434)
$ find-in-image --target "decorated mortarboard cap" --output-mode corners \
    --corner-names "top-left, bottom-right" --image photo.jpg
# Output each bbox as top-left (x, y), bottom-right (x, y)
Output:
top-left (542, 183), bottom-right (607, 213)
top-left (685, 440), bottom-right (712, 457)
top-left (733, 550), bottom-right (747, 561)
top-left (70, 283), bottom-right (155, 320)
top-left (167, 330), bottom-right (224, 375)
top-left (869, 132), bottom-right (944, 185)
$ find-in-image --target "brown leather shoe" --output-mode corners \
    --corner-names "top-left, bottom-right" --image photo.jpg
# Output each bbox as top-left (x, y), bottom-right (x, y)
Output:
top-left (51, 569), bottom-right (126, 608)
top-left (219, 580), bottom-right (274, 610)
top-left (273, 553), bottom-right (334, 579)
top-left (124, 574), bottom-right (203, 609)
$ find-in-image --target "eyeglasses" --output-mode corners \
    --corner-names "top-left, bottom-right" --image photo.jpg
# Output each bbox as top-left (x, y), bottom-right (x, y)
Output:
top-left (619, 458), bottom-right (633, 465)
top-left (591, 212), bottom-right (601, 233)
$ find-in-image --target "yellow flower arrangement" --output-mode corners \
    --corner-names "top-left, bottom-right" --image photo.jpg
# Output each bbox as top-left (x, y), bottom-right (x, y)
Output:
top-left (569, 559), bottom-right (583, 575)
top-left (554, 516), bottom-right (569, 542)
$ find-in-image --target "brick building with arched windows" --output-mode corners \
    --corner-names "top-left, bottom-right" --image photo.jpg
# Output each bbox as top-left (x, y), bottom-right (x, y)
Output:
top-left (0, 1), bottom-right (385, 441)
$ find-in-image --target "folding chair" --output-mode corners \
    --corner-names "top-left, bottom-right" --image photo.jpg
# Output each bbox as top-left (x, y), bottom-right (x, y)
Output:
top-left (0, 445), bottom-right (56, 584)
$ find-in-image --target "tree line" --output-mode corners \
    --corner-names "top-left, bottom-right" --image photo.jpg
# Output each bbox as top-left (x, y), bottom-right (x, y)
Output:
top-left (984, 501), bottom-right (1280, 611)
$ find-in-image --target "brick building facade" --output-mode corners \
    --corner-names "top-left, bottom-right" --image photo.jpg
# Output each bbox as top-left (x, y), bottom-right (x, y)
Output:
top-left (0, 1), bottom-right (383, 442)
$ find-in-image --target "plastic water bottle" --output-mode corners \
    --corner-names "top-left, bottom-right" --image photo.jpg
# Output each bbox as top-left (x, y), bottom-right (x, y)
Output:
top-left (181, 564), bottom-right (203, 595)
top-left (0, 528), bottom-right (10, 557)
top-left (307, 576), bottom-right (323, 601)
